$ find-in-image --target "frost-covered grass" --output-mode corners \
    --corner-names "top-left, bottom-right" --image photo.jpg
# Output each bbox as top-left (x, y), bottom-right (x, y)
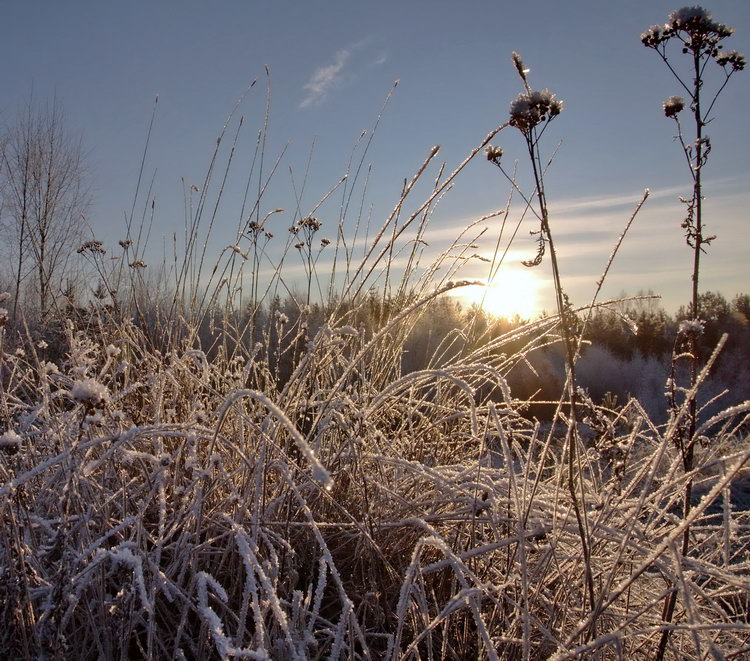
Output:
top-left (2, 10), bottom-right (750, 656)
top-left (1, 293), bottom-right (748, 660)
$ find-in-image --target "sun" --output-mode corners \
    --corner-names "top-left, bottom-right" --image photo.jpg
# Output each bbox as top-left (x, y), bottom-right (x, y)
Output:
top-left (461, 269), bottom-right (541, 320)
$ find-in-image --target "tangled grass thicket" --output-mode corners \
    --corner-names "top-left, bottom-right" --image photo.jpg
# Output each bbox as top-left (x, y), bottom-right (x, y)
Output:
top-left (1, 297), bottom-right (748, 660)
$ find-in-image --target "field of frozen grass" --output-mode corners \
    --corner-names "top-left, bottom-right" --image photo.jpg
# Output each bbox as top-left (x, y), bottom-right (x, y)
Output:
top-left (2, 279), bottom-right (749, 660)
top-left (2, 8), bottom-right (750, 660)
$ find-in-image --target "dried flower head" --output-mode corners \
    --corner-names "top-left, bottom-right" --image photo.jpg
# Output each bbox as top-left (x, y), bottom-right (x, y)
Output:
top-left (668, 6), bottom-right (734, 45)
top-left (119, 238), bottom-right (133, 250)
top-left (670, 5), bottom-right (711, 23)
top-left (43, 361), bottom-right (59, 375)
top-left (715, 49), bottom-right (746, 71)
top-left (509, 89), bottom-right (563, 133)
top-left (70, 377), bottom-right (110, 408)
top-left (678, 318), bottom-right (705, 336)
top-left (300, 216), bottom-right (322, 232)
top-left (129, 260), bottom-right (147, 269)
top-left (77, 240), bottom-right (106, 255)
top-left (0, 430), bottom-right (21, 455)
top-left (663, 95), bottom-right (685, 117)
top-left (484, 145), bottom-right (504, 162)
top-left (641, 24), bottom-right (667, 47)
top-left (644, 6), bottom-right (736, 55)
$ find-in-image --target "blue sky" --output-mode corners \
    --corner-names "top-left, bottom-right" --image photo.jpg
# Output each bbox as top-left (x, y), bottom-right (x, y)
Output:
top-left (3, 0), bottom-right (748, 316)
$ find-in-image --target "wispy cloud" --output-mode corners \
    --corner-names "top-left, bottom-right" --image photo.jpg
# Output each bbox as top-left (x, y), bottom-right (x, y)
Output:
top-left (299, 38), bottom-right (385, 109)
top-left (300, 48), bottom-right (352, 108)
top-left (372, 51), bottom-right (388, 66)
top-left (421, 177), bottom-right (750, 310)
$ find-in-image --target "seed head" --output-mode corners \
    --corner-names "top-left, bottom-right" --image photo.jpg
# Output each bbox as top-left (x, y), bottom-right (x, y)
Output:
top-left (716, 49), bottom-right (746, 71)
top-left (678, 318), bottom-right (704, 336)
top-left (511, 52), bottom-right (530, 84)
top-left (70, 378), bottom-right (110, 408)
top-left (668, 6), bottom-right (733, 41)
top-left (641, 24), bottom-right (667, 47)
top-left (509, 89), bottom-right (563, 133)
top-left (644, 6), bottom-right (736, 54)
top-left (77, 240), bottom-right (106, 255)
top-left (0, 430), bottom-right (21, 455)
top-left (300, 216), bottom-right (322, 231)
top-left (484, 145), bottom-right (504, 163)
top-left (663, 95), bottom-right (685, 117)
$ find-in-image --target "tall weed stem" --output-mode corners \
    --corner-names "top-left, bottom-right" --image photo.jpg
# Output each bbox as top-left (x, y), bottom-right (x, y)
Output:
top-left (489, 52), bottom-right (597, 635)
top-left (642, 7), bottom-right (745, 658)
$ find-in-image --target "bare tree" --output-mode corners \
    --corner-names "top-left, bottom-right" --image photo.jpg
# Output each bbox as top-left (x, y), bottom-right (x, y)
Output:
top-left (0, 98), bottom-right (88, 319)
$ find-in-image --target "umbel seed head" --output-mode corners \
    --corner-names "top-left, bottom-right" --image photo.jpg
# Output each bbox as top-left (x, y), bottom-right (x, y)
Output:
top-left (642, 6), bottom-right (738, 56)
top-left (509, 89), bottom-right (563, 133)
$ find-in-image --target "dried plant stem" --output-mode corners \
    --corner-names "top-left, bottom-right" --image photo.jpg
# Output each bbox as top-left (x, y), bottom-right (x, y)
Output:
top-left (658, 36), bottom-right (707, 661)
top-left (525, 137), bottom-right (597, 636)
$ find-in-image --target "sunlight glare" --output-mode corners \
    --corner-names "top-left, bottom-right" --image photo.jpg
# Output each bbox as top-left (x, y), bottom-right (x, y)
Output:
top-left (462, 269), bottom-right (540, 320)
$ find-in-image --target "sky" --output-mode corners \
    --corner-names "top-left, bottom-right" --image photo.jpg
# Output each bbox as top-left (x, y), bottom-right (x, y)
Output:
top-left (2, 0), bottom-right (748, 318)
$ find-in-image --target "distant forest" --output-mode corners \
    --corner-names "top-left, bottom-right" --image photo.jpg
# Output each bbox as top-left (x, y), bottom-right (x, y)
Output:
top-left (399, 290), bottom-right (750, 423)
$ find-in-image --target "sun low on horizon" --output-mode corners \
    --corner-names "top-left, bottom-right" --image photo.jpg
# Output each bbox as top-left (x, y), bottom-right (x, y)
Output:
top-left (458, 268), bottom-right (542, 321)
